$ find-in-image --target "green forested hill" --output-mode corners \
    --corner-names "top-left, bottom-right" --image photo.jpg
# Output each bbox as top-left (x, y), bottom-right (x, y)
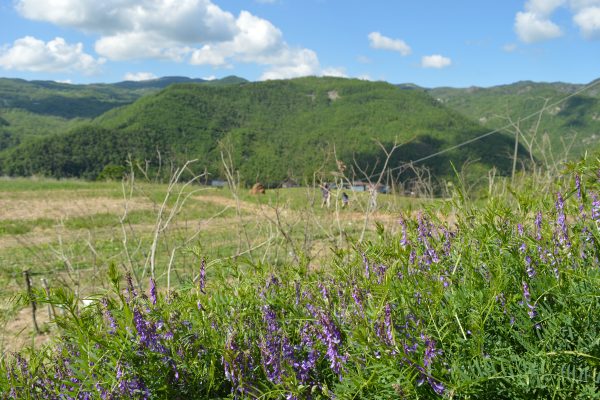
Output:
top-left (0, 77), bottom-right (521, 184)
top-left (0, 76), bottom-right (248, 147)
top-left (428, 79), bottom-right (600, 159)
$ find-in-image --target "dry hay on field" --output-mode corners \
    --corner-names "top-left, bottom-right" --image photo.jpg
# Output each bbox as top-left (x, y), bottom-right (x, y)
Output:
top-left (0, 197), bottom-right (154, 221)
top-left (250, 183), bottom-right (265, 195)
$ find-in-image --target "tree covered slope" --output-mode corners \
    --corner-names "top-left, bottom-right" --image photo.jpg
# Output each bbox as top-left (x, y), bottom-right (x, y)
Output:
top-left (428, 79), bottom-right (600, 159)
top-left (0, 77), bottom-right (521, 183)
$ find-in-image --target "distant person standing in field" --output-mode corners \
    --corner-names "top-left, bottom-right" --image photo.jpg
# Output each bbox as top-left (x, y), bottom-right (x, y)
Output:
top-left (341, 192), bottom-right (349, 208)
top-left (321, 183), bottom-right (331, 208)
top-left (368, 184), bottom-right (377, 211)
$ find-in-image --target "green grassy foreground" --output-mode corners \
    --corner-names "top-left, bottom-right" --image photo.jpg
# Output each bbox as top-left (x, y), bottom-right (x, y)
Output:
top-left (1, 160), bottom-right (599, 398)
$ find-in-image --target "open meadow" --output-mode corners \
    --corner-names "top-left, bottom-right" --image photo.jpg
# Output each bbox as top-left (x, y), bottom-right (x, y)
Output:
top-left (0, 156), bottom-right (599, 399)
top-left (0, 176), bottom-right (438, 354)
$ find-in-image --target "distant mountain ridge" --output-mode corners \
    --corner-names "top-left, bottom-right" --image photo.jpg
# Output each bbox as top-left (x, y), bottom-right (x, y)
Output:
top-left (0, 77), bottom-right (521, 183)
top-left (427, 78), bottom-right (600, 159)
top-left (1, 74), bottom-right (597, 183)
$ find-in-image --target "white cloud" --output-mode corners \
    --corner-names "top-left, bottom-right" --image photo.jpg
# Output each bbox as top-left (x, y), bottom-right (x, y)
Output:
top-left (0, 36), bottom-right (104, 74)
top-left (15, 0), bottom-right (322, 79)
top-left (123, 72), bottom-right (157, 81)
top-left (260, 48), bottom-right (320, 80)
top-left (421, 54), bottom-right (452, 69)
top-left (16, 0), bottom-right (238, 43)
top-left (202, 75), bottom-right (217, 80)
top-left (190, 11), bottom-right (320, 80)
top-left (515, 11), bottom-right (563, 42)
top-left (514, 0), bottom-right (600, 42)
top-left (573, 6), bottom-right (600, 37)
top-left (525, 0), bottom-right (566, 15)
top-left (321, 67), bottom-right (348, 78)
top-left (368, 32), bottom-right (411, 56)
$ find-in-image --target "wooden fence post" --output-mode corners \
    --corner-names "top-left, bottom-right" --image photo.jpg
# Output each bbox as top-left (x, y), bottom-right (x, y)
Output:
top-left (23, 270), bottom-right (40, 334)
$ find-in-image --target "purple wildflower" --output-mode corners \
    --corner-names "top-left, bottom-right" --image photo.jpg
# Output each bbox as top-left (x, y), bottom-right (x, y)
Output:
top-left (362, 253), bottom-right (370, 279)
top-left (555, 192), bottom-right (571, 248)
top-left (522, 281), bottom-right (536, 319)
top-left (125, 273), bottom-right (137, 302)
top-left (517, 223), bottom-right (524, 236)
top-left (313, 308), bottom-right (346, 378)
top-left (260, 305), bottom-right (284, 383)
top-left (352, 286), bottom-right (364, 317)
top-left (525, 256), bottom-right (536, 278)
top-left (101, 298), bottom-right (117, 334)
top-left (592, 194), bottom-right (600, 222)
top-left (428, 378), bottom-right (445, 395)
top-left (535, 211), bottom-right (543, 241)
top-left (199, 257), bottom-right (206, 293)
top-left (384, 304), bottom-right (394, 345)
top-left (149, 278), bottom-right (157, 305)
top-left (399, 217), bottom-right (409, 246)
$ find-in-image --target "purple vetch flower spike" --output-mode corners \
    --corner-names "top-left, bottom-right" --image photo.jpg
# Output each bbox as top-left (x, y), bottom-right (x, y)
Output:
top-left (522, 281), bottom-right (536, 319)
top-left (314, 308), bottom-right (346, 378)
top-left (199, 257), bottom-right (206, 294)
top-left (575, 174), bottom-right (582, 199)
top-left (517, 223), bottom-right (524, 236)
top-left (592, 194), bottom-right (600, 223)
top-left (522, 281), bottom-right (531, 302)
top-left (352, 285), bottom-right (365, 317)
top-left (319, 282), bottom-right (329, 302)
top-left (535, 211), bottom-right (543, 241)
top-left (260, 305), bottom-right (284, 383)
top-left (384, 304), bottom-right (394, 345)
top-left (525, 256), bottom-right (536, 278)
top-left (399, 217), bottom-right (409, 246)
top-left (125, 273), bottom-right (137, 302)
top-left (442, 227), bottom-right (452, 256)
top-left (362, 253), bottom-right (370, 279)
top-left (149, 278), bottom-right (157, 305)
top-left (555, 192), bottom-right (571, 248)
top-left (428, 378), bottom-right (445, 395)
top-left (101, 298), bottom-right (117, 334)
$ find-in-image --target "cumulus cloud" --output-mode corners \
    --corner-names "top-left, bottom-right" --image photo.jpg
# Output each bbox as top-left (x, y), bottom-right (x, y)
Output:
top-left (573, 6), bottom-right (600, 37)
top-left (123, 72), bottom-right (157, 81)
top-left (514, 0), bottom-right (600, 42)
top-left (15, 0), bottom-right (321, 80)
top-left (190, 11), bottom-right (320, 79)
top-left (0, 36), bottom-right (104, 74)
top-left (368, 32), bottom-right (411, 56)
top-left (421, 54), bottom-right (452, 69)
top-left (260, 49), bottom-right (320, 80)
top-left (515, 11), bottom-right (563, 42)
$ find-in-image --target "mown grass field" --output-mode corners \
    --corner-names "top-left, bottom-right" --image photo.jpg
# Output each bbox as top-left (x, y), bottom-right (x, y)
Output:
top-left (0, 177), bottom-right (438, 354)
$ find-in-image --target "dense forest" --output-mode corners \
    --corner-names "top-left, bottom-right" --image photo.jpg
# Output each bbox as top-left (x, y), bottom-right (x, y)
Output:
top-left (0, 77), bottom-right (523, 185)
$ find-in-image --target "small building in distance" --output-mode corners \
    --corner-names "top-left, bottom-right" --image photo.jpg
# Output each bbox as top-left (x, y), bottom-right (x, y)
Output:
top-left (210, 179), bottom-right (227, 188)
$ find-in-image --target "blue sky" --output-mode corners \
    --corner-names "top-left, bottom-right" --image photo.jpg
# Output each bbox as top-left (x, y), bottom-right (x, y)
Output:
top-left (0, 0), bottom-right (599, 87)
